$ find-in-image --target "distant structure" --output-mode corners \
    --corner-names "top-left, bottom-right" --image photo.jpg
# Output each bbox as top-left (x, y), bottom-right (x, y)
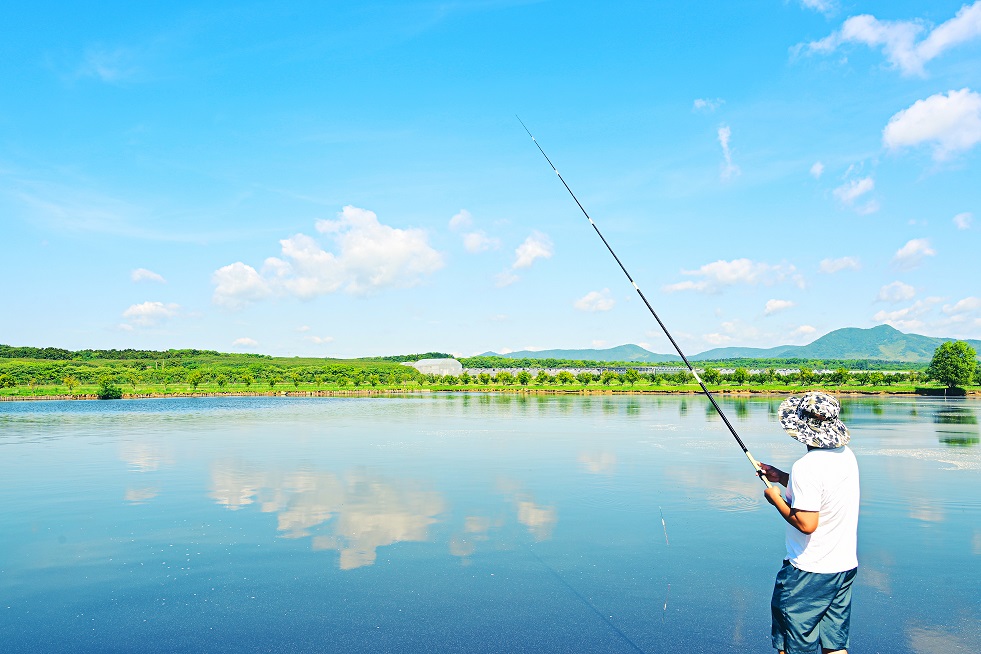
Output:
top-left (402, 358), bottom-right (463, 376)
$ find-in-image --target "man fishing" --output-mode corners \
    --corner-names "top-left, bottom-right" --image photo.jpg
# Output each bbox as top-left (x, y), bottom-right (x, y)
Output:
top-left (760, 392), bottom-right (860, 654)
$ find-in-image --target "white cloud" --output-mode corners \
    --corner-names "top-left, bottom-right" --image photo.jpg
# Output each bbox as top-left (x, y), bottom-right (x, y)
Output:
top-left (792, 325), bottom-right (817, 338)
top-left (591, 340), bottom-right (608, 348)
top-left (448, 209), bottom-right (473, 231)
top-left (121, 301), bottom-right (180, 327)
top-left (233, 337), bottom-right (259, 348)
top-left (872, 297), bottom-right (943, 331)
top-left (877, 281), bottom-right (917, 303)
top-left (212, 206), bottom-right (444, 308)
top-left (953, 212), bottom-right (974, 229)
top-left (693, 98), bottom-right (724, 112)
top-left (718, 125), bottom-right (740, 180)
top-left (305, 335), bottom-right (335, 344)
top-left (819, 256), bottom-right (861, 273)
top-left (703, 333), bottom-right (732, 346)
top-left (798, 2), bottom-right (981, 76)
top-left (495, 271), bottom-right (520, 287)
top-left (810, 161), bottom-right (825, 179)
top-left (942, 296), bottom-right (981, 315)
top-left (462, 231), bottom-right (500, 253)
top-left (77, 46), bottom-right (138, 83)
top-left (892, 238), bottom-right (936, 270)
top-left (664, 258), bottom-right (798, 293)
top-left (883, 88), bottom-right (981, 160)
top-left (833, 177), bottom-right (874, 204)
top-left (212, 262), bottom-right (273, 309)
top-left (296, 325), bottom-right (311, 332)
top-left (800, 0), bottom-right (836, 15)
top-left (764, 299), bottom-right (795, 315)
top-left (131, 268), bottom-right (165, 283)
top-left (512, 231), bottom-right (553, 269)
top-left (574, 289), bottom-right (616, 312)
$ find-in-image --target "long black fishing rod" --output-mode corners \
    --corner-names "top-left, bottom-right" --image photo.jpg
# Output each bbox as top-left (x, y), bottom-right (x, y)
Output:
top-left (518, 116), bottom-right (771, 489)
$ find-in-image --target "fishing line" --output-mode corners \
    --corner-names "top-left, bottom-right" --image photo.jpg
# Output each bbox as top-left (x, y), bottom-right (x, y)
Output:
top-left (528, 547), bottom-right (651, 654)
top-left (517, 116), bottom-right (771, 489)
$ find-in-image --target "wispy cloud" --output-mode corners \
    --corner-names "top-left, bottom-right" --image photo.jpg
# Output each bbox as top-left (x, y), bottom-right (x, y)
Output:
top-left (718, 125), bottom-right (740, 180)
top-left (833, 177), bottom-right (874, 203)
top-left (233, 337), bottom-right (259, 348)
top-left (892, 238), bottom-right (936, 270)
top-left (693, 98), bottom-right (724, 113)
top-left (664, 258), bottom-right (800, 293)
top-left (953, 212), bottom-right (974, 229)
top-left (819, 256), bottom-right (861, 273)
top-left (131, 268), bottom-right (166, 283)
top-left (512, 231), bottom-right (553, 269)
top-left (121, 301), bottom-right (180, 328)
top-left (883, 88), bottom-right (981, 161)
top-left (212, 206), bottom-right (444, 309)
top-left (76, 45), bottom-right (140, 83)
top-left (764, 299), bottom-right (795, 315)
top-left (796, 2), bottom-right (981, 76)
top-left (574, 289), bottom-right (615, 312)
top-left (872, 297), bottom-right (943, 332)
top-left (448, 209), bottom-right (472, 231)
top-left (810, 161), bottom-right (825, 179)
top-left (463, 231), bottom-right (500, 253)
top-left (877, 281), bottom-right (916, 303)
top-left (799, 0), bottom-right (837, 16)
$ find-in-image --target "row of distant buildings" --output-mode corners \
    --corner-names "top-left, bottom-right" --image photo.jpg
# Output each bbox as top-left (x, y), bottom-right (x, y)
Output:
top-left (401, 359), bottom-right (892, 377)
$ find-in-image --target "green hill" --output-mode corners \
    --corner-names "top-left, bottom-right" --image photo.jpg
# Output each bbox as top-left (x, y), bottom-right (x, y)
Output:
top-left (481, 344), bottom-right (681, 363)
top-left (482, 326), bottom-right (981, 365)
top-left (694, 325), bottom-right (981, 363)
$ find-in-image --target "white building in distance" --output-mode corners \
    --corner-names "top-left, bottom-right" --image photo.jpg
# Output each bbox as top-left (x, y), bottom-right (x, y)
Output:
top-left (402, 358), bottom-right (463, 376)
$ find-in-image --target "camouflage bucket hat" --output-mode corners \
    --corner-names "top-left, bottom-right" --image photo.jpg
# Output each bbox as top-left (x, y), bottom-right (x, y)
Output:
top-left (778, 391), bottom-right (850, 448)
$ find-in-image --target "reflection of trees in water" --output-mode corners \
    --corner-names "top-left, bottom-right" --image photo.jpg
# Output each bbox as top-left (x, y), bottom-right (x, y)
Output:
top-left (602, 400), bottom-right (617, 416)
top-left (679, 400), bottom-right (688, 417)
top-left (934, 405), bottom-right (979, 447)
top-left (733, 399), bottom-right (749, 421)
top-left (625, 399), bottom-right (640, 416)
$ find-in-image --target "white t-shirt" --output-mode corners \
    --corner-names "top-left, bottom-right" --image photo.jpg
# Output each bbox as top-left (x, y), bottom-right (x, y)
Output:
top-left (784, 445), bottom-right (860, 573)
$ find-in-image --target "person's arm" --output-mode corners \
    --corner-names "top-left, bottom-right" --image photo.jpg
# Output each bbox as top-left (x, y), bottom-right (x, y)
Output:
top-left (764, 487), bottom-right (819, 534)
top-left (759, 463), bottom-right (789, 487)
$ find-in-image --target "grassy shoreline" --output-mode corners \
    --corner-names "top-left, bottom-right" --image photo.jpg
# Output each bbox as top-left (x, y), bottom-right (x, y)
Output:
top-left (3, 382), bottom-right (978, 401)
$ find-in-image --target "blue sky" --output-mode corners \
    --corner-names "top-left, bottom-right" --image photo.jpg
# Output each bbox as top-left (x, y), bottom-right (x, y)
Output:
top-left (2, 0), bottom-right (980, 357)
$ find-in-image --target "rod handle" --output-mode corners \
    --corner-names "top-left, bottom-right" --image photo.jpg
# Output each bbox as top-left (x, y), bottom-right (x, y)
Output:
top-left (745, 451), bottom-right (773, 488)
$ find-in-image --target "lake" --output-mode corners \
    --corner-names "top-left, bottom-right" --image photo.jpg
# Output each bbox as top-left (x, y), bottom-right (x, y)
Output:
top-left (1, 394), bottom-right (979, 653)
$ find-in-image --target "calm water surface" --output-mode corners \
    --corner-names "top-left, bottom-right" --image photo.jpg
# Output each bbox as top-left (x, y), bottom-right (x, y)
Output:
top-left (1, 395), bottom-right (978, 653)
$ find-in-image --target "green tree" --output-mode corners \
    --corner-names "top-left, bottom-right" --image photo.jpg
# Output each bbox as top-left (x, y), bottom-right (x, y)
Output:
top-left (625, 369), bottom-right (640, 386)
top-left (0, 373), bottom-right (13, 388)
top-left (829, 368), bottom-right (850, 386)
top-left (478, 372), bottom-right (491, 385)
top-left (188, 371), bottom-right (204, 390)
top-left (535, 370), bottom-right (551, 385)
top-left (732, 367), bottom-right (750, 385)
top-left (241, 373), bottom-right (254, 388)
top-left (556, 371), bottom-right (574, 385)
top-left (868, 371), bottom-right (885, 386)
top-left (216, 374), bottom-right (228, 389)
top-left (63, 375), bottom-right (79, 393)
top-left (575, 371), bottom-right (593, 386)
top-left (517, 371), bottom-right (531, 386)
top-left (460, 371), bottom-right (472, 385)
top-left (495, 371), bottom-right (514, 385)
top-left (97, 375), bottom-right (122, 400)
top-left (600, 371), bottom-right (617, 386)
top-left (927, 341), bottom-right (977, 388)
top-left (268, 376), bottom-right (280, 389)
top-left (701, 367), bottom-right (721, 385)
top-left (290, 371), bottom-right (302, 388)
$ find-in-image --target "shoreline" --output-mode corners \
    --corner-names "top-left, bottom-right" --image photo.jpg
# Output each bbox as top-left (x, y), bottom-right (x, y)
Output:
top-left (2, 387), bottom-right (977, 402)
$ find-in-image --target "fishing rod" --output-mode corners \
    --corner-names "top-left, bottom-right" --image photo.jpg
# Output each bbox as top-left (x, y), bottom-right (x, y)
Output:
top-left (517, 116), bottom-right (771, 489)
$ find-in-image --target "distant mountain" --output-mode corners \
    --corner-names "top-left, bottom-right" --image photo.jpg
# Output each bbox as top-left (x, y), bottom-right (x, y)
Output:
top-left (693, 325), bottom-right (981, 363)
top-left (480, 344), bottom-right (681, 363)
top-left (481, 326), bottom-right (981, 364)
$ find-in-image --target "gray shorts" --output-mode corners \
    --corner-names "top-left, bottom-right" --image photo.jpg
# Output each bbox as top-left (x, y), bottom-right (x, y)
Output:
top-left (771, 560), bottom-right (857, 653)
